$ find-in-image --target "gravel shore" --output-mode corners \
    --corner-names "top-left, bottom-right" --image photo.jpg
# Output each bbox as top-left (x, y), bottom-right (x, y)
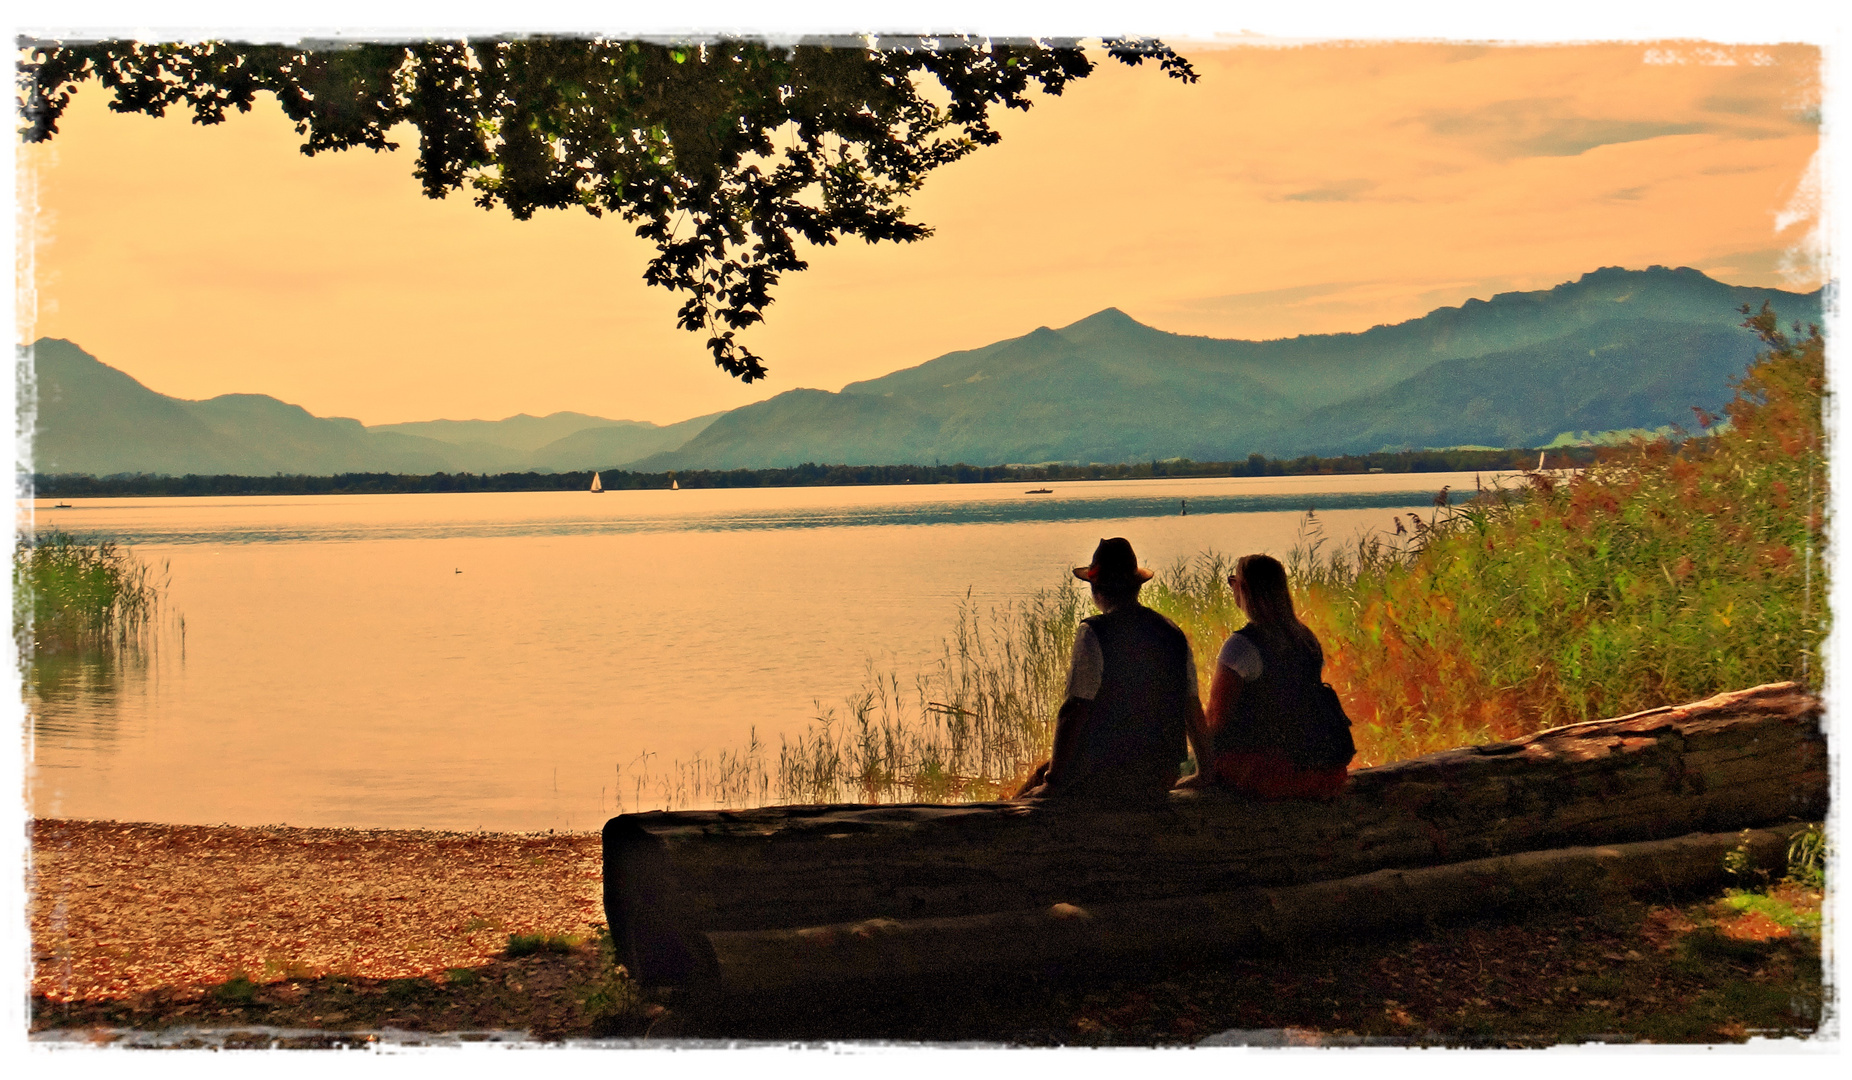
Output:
top-left (29, 818), bottom-right (603, 1003)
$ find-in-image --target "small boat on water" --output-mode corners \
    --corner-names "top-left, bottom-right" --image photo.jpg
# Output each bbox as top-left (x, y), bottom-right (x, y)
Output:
top-left (1025, 488), bottom-right (1053, 494)
top-left (50, 502), bottom-right (72, 509)
top-left (672, 479), bottom-right (679, 490)
top-left (590, 472), bottom-right (604, 493)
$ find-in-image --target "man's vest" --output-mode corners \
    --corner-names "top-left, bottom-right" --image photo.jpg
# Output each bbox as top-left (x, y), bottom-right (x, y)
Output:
top-left (1065, 604), bottom-right (1194, 796)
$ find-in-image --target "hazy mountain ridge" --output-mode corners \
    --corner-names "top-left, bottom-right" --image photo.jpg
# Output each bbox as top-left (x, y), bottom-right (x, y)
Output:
top-left (525, 412), bottom-right (725, 471)
top-left (370, 412), bottom-right (643, 454)
top-left (27, 341), bottom-right (257, 476)
top-left (23, 266), bottom-right (1823, 478)
top-left (24, 339), bottom-right (713, 477)
top-left (1283, 321), bottom-right (1760, 455)
top-left (647, 266), bottom-right (1819, 469)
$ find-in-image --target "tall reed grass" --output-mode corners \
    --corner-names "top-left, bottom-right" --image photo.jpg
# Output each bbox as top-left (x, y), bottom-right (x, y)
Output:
top-left (778, 585), bottom-right (1086, 804)
top-left (616, 587), bottom-right (1085, 811)
top-left (14, 530), bottom-right (184, 712)
top-left (627, 303), bottom-right (1823, 807)
top-left (12, 530), bottom-right (174, 659)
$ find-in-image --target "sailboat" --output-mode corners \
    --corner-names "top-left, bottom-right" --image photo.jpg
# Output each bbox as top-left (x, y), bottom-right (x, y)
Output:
top-left (590, 472), bottom-right (604, 493)
top-left (671, 479), bottom-right (679, 490)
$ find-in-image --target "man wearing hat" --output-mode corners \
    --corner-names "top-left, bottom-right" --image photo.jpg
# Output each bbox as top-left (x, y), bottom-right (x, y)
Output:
top-left (1015, 537), bottom-right (1212, 800)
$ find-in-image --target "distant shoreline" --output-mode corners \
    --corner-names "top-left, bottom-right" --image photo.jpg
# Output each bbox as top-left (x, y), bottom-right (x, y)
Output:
top-left (28, 446), bottom-right (1596, 499)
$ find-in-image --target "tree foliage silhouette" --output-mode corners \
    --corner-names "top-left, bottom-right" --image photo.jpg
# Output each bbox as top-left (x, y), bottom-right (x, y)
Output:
top-left (19, 36), bottom-right (1196, 381)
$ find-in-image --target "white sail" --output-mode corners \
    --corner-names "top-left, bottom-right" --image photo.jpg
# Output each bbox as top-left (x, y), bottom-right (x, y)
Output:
top-left (671, 479), bottom-right (679, 490)
top-left (591, 472), bottom-right (603, 493)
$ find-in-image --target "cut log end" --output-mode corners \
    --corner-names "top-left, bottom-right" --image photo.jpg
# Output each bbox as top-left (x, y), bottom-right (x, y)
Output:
top-left (602, 816), bottom-right (718, 987)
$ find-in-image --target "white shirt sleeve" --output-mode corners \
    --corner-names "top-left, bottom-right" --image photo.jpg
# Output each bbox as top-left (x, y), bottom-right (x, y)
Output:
top-left (1217, 632), bottom-right (1263, 680)
top-left (1066, 623), bottom-right (1103, 701)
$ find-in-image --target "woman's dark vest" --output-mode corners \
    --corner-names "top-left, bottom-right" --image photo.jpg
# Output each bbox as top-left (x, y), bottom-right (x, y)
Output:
top-left (1066, 605), bottom-right (1194, 794)
top-left (1214, 625), bottom-right (1353, 769)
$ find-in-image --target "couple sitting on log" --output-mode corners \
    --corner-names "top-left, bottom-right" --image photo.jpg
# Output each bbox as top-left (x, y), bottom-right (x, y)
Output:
top-left (1015, 538), bottom-right (1355, 802)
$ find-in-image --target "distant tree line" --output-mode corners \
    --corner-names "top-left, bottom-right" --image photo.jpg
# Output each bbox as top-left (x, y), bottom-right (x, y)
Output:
top-left (29, 446), bottom-right (1601, 498)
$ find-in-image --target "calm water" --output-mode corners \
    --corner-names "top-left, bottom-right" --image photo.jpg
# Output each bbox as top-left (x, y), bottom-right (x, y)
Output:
top-left (21, 473), bottom-right (1482, 831)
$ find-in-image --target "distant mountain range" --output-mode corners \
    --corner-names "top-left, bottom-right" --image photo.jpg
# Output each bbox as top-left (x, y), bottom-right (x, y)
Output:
top-left (636, 266), bottom-right (1820, 469)
top-left (23, 266), bottom-right (1821, 478)
top-left (24, 342), bottom-right (721, 477)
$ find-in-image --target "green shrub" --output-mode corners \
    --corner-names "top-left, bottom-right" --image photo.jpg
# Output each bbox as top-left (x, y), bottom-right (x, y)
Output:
top-left (1786, 824), bottom-right (1826, 889)
top-left (577, 927), bottom-right (644, 1032)
top-left (504, 932), bottom-right (576, 957)
top-left (211, 972), bottom-right (260, 1005)
top-left (1722, 831), bottom-right (1772, 892)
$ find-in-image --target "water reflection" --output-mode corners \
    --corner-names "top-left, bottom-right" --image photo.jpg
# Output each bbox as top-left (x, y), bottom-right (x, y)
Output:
top-left (22, 600), bottom-right (185, 750)
top-left (26, 637), bottom-right (186, 745)
top-left (28, 653), bottom-right (141, 744)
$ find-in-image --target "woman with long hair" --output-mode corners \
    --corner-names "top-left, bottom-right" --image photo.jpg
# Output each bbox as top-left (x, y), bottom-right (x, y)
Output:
top-left (1179, 553), bottom-right (1354, 799)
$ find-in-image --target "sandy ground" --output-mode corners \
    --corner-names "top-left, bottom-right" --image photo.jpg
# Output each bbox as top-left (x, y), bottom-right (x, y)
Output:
top-left (28, 818), bottom-right (603, 1003)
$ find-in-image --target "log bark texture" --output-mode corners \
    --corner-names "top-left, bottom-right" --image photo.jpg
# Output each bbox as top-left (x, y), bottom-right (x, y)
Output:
top-left (704, 825), bottom-right (1811, 995)
top-left (604, 682), bottom-right (1824, 987)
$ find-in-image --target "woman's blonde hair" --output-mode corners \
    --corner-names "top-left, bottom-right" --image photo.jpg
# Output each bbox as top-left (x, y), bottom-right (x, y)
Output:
top-left (1235, 553), bottom-right (1323, 668)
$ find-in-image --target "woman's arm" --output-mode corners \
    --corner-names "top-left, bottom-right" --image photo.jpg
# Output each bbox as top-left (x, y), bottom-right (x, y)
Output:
top-left (1177, 662), bottom-right (1239, 788)
top-left (1170, 663), bottom-right (1244, 789)
top-left (1205, 659), bottom-right (1241, 736)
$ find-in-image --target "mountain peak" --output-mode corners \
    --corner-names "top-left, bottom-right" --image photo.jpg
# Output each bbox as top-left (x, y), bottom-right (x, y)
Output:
top-left (1570, 264), bottom-right (1711, 288)
top-left (1060, 307), bottom-right (1148, 333)
top-left (1055, 307), bottom-right (1160, 347)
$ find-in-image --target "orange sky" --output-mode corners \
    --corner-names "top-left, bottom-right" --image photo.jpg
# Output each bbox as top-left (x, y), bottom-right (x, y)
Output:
top-left (19, 39), bottom-right (1822, 427)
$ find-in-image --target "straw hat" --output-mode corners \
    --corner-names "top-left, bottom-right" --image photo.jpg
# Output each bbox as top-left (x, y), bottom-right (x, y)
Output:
top-left (1073, 537), bottom-right (1154, 587)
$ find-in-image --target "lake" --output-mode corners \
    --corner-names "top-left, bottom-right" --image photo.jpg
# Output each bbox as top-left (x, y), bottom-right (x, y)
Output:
top-left (21, 472), bottom-right (1486, 831)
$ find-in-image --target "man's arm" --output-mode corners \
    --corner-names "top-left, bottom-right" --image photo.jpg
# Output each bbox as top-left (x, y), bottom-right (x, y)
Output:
top-left (1042, 695), bottom-right (1092, 789)
top-left (1041, 622), bottom-right (1103, 790)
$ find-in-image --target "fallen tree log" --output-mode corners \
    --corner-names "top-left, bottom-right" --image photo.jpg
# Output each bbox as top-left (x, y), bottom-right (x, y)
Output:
top-left (705, 824), bottom-right (1814, 995)
top-left (604, 682), bottom-right (1824, 987)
